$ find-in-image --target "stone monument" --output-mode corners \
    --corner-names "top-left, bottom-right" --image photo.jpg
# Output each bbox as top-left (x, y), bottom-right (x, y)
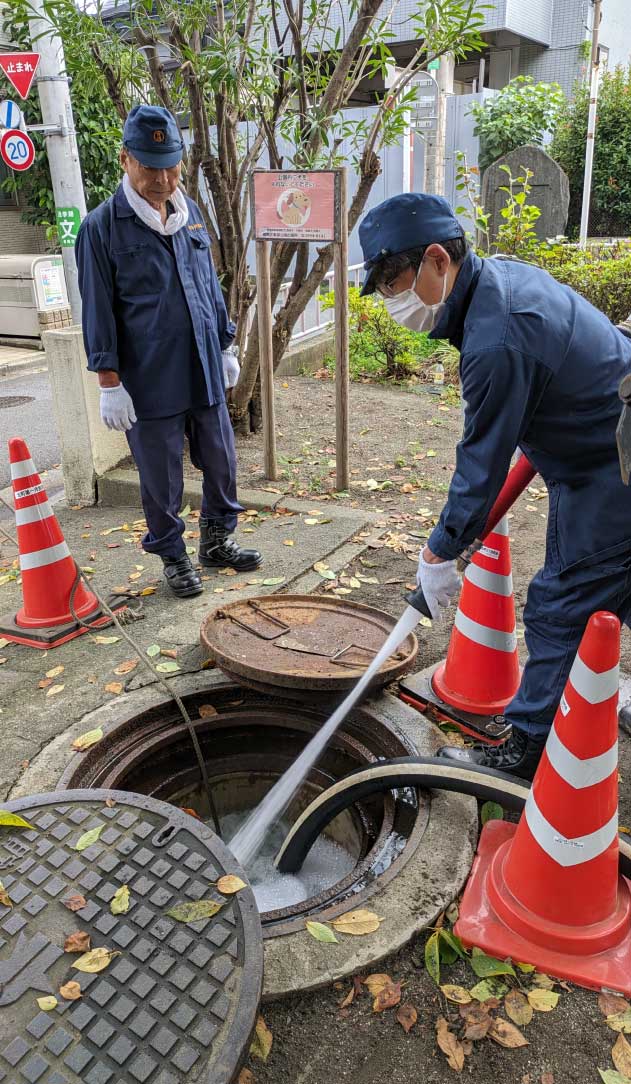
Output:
top-left (481, 144), bottom-right (570, 243)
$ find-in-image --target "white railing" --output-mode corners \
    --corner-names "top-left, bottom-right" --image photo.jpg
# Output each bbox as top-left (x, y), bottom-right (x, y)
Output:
top-left (246, 263), bottom-right (364, 345)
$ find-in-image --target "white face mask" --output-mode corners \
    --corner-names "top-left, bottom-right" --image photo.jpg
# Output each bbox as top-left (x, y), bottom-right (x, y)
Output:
top-left (383, 261), bottom-right (448, 332)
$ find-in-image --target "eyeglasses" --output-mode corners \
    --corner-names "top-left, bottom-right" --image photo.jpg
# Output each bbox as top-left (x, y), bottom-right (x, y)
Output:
top-left (375, 263), bottom-right (415, 299)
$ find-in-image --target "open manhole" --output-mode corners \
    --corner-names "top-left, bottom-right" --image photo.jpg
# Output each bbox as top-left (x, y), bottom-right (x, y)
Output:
top-left (0, 395), bottom-right (35, 409)
top-left (60, 680), bottom-right (426, 938)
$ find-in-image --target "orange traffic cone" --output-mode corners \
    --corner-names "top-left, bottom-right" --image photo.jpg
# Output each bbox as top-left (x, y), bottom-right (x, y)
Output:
top-left (432, 515), bottom-right (520, 715)
top-left (455, 611), bottom-right (631, 995)
top-left (0, 438), bottom-right (111, 649)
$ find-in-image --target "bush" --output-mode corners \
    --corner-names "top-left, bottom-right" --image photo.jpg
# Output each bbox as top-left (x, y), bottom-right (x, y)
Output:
top-left (534, 243), bottom-right (631, 324)
top-left (320, 287), bottom-right (460, 384)
top-left (469, 76), bottom-right (564, 175)
top-left (551, 64), bottom-right (631, 237)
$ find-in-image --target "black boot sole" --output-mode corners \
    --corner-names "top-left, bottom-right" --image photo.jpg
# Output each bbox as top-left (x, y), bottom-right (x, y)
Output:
top-left (198, 555), bottom-right (262, 572)
top-left (164, 579), bottom-right (204, 598)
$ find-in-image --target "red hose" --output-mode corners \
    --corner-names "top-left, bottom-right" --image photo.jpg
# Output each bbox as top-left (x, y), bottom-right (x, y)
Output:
top-left (482, 455), bottom-right (537, 539)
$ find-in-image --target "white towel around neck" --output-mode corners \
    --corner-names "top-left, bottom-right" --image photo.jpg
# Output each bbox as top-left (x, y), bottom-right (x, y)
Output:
top-left (123, 173), bottom-right (189, 236)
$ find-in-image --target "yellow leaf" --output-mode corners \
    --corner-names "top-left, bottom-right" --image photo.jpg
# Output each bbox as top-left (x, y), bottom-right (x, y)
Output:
top-left (488, 1016), bottom-right (529, 1048)
top-left (0, 810), bottom-right (35, 830)
top-left (114, 660), bottom-right (138, 676)
top-left (532, 972), bottom-right (556, 989)
top-left (363, 974), bottom-right (392, 996)
top-left (73, 947), bottom-right (120, 973)
top-left (441, 984), bottom-right (472, 1005)
top-left (166, 899), bottom-right (224, 922)
top-left (36, 996), bottom-right (58, 1011)
top-left (93, 635), bottom-right (120, 644)
top-left (305, 920), bottom-right (338, 943)
top-left (283, 539), bottom-right (295, 546)
top-left (331, 909), bottom-right (382, 936)
top-left (612, 1033), bottom-right (631, 1077)
top-left (216, 875), bottom-right (247, 895)
top-left (110, 885), bottom-right (130, 915)
top-left (46, 665), bottom-right (65, 679)
top-left (46, 683), bottom-right (65, 697)
top-left (140, 586), bottom-right (157, 596)
top-left (504, 989), bottom-right (533, 1027)
top-left (304, 518), bottom-right (318, 525)
top-left (59, 981), bottom-right (82, 1000)
top-left (606, 1012), bottom-right (631, 1033)
top-left (0, 881), bottom-right (12, 908)
top-left (72, 728), bottom-right (104, 751)
top-left (250, 1015), bottom-right (273, 1062)
top-left (74, 825), bottom-right (104, 851)
top-left (527, 988), bottom-right (559, 1012)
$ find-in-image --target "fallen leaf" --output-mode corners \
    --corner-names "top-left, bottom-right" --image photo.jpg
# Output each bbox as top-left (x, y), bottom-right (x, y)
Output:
top-left (262, 577), bottom-right (285, 586)
top-left (73, 947), bottom-right (119, 973)
top-left (46, 665), bottom-right (65, 679)
top-left (104, 682), bottom-right (123, 695)
top-left (146, 644), bottom-right (161, 657)
top-left (516, 961), bottom-right (536, 973)
top-left (140, 586), bottom-right (157, 596)
top-left (160, 648), bottom-right (178, 659)
top-left (598, 1073), bottom-right (631, 1084)
top-left (488, 1016), bottom-right (529, 1049)
top-left (128, 572), bottom-right (142, 581)
top-left (339, 987), bottom-right (355, 1009)
top-left (527, 988), bottom-right (559, 1012)
top-left (114, 660), bottom-right (138, 676)
top-left (63, 894), bottom-right (87, 912)
top-left (59, 981), bottom-right (81, 1000)
top-left (156, 661), bottom-right (180, 674)
top-left (110, 885), bottom-right (130, 915)
top-left (331, 909), bottom-right (382, 936)
top-left (250, 1015), bottom-right (273, 1062)
top-left (425, 929), bottom-right (441, 985)
top-left (283, 539), bottom-right (295, 546)
top-left (363, 974), bottom-right (393, 997)
top-left (64, 931), bottom-right (91, 953)
top-left (540, 1075), bottom-right (554, 1084)
top-left (36, 996), bottom-right (58, 1011)
top-left (180, 807), bottom-right (201, 820)
top-left (166, 899), bottom-right (224, 922)
top-left (0, 811), bottom-right (35, 830)
top-left (373, 981), bottom-right (401, 1012)
top-left (46, 684), bottom-right (65, 698)
top-left (469, 978), bottom-right (509, 1002)
top-left (217, 875), bottom-right (247, 895)
top-left (238, 1071), bottom-right (255, 1084)
top-left (0, 881), bottom-right (11, 908)
top-left (441, 985), bottom-right (472, 1004)
top-left (606, 1011), bottom-right (631, 1034)
top-left (305, 920), bottom-right (338, 943)
top-left (0, 639), bottom-right (8, 649)
top-left (199, 704), bottom-right (218, 718)
top-left (612, 1035), bottom-right (631, 1079)
top-left (72, 728), bottom-right (104, 751)
top-left (38, 678), bottom-right (52, 689)
top-left (74, 825), bottom-right (104, 851)
top-left (396, 1002), bottom-right (418, 1033)
top-left (480, 801), bottom-right (503, 824)
top-left (532, 972), bottom-right (556, 989)
top-left (460, 1002), bottom-right (492, 1041)
top-left (470, 947), bottom-right (515, 979)
top-left (93, 635), bottom-right (120, 645)
top-left (436, 1016), bottom-right (465, 1071)
top-left (600, 994), bottom-right (631, 1017)
top-left (504, 989), bottom-right (533, 1027)
top-left (105, 799), bottom-right (116, 809)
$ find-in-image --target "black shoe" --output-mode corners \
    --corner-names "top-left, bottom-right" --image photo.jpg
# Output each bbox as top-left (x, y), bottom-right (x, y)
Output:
top-left (619, 704), bottom-right (631, 737)
top-left (162, 553), bottom-right (204, 598)
top-left (198, 517), bottom-right (262, 572)
top-left (437, 726), bottom-right (546, 782)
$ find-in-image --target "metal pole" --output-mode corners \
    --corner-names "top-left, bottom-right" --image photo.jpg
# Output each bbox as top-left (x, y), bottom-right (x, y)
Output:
top-left (255, 239), bottom-right (278, 481)
top-left (28, 0), bottom-right (87, 320)
top-left (334, 168), bottom-right (349, 492)
top-left (579, 0), bottom-right (602, 248)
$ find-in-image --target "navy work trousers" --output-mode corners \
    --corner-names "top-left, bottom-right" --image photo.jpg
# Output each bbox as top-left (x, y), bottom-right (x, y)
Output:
top-left (506, 549), bottom-right (631, 738)
top-left (126, 403), bottom-right (243, 558)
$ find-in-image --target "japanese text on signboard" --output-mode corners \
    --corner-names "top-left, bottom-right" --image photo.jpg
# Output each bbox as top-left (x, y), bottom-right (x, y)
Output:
top-left (251, 170), bottom-right (341, 243)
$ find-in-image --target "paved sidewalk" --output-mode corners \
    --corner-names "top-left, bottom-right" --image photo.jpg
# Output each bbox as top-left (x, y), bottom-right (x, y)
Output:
top-left (0, 343), bottom-right (47, 377)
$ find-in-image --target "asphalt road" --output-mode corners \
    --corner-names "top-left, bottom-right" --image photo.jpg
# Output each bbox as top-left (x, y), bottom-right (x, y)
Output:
top-left (0, 367), bottom-right (60, 490)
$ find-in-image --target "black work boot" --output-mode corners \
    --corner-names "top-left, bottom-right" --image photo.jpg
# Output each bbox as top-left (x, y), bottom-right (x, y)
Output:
top-left (198, 517), bottom-right (262, 572)
top-left (161, 553), bottom-right (203, 598)
top-left (437, 726), bottom-right (547, 782)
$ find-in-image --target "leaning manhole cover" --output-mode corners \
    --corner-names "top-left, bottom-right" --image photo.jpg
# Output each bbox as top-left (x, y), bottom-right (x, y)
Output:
top-left (0, 789), bottom-right (263, 1084)
top-left (0, 396), bottom-right (34, 409)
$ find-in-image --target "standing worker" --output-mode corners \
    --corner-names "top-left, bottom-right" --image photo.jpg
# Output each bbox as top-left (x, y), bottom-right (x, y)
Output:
top-left (76, 105), bottom-right (261, 598)
top-left (358, 192), bottom-right (631, 780)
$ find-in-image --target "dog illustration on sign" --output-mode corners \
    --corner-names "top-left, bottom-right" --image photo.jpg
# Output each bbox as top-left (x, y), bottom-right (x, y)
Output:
top-left (277, 188), bottom-right (312, 227)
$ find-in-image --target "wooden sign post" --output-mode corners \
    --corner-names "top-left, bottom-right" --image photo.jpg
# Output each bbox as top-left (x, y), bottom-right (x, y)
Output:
top-left (250, 168), bottom-right (348, 489)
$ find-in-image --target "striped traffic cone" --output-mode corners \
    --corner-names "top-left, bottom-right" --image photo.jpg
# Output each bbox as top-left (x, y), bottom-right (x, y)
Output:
top-left (0, 438), bottom-right (108, 649)
top-left (455, 611), bottom-right (631, 994)
top-left (431, 515), bottom-right (520, 714)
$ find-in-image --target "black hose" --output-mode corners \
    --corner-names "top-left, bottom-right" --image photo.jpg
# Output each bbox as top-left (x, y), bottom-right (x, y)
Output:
top-left (275, 756), bottom-right (631, 879)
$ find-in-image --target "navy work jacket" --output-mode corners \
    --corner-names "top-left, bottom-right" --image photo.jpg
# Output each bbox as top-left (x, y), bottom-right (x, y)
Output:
top-left (76, 184), bottom-right (233, 418)
top-left (427, 251), bottom-right (631, 574)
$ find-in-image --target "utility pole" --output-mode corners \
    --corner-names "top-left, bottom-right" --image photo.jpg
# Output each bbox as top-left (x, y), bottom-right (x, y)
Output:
top-left (424, 54), bottom-right (454, 195)
top-left (27, 0), bottom-right (87, 320)
top-left (579, 0), bottom-right (602, 248)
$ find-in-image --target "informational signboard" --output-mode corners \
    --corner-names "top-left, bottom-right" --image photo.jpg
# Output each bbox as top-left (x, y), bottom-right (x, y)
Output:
top-left (0, 99), bottom-right (22, 130)
top-left (0, 128), bottom-right (35, 172)
top-left (251, 170), bottom-right (342, 243)
top-left (56, 206), bottom-right (82, 247)
top-left (0, 53), bottom-right (40, 99)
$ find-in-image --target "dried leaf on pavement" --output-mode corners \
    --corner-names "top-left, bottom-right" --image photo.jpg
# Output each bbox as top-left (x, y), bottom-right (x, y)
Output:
top-left (540, 1074), bottom-right (555, 1084)
top-left (396, 1002), bottom-right (418, 1033)
top-left (238, 1071), bottom-right (255, 1084)
top-left (71, 728), bottom-right (104, 751)
top-left (598, 1072), bottom-right (631, 1084)
top-left (373, 981), bottom-right (402, 1012)
top-left (0, 881), bottom-right (12, 908)
top-left (459, 1002), bottom-right (493, 1041)
top-left (59, 981), bottom-right (82, 1000)
top-left (64, 931), bottom-right (91, 953)
top-left (488, 1016), bottom-right (529, 1049)
top-left (436, 1016), bottom-right (465, 1072)
top-left (46, 665), bottom-right (65, 679)
top-left (504, 989), bottom-right (533, 1027)
top-left (305, 920), bottom-right (338, 943)
top-left (199, 704), bottom-right (218, 718)
top-left (532, 972), bottom-right (556, 989)
top-left (104, 682), bottom-right (123, 695)
top-left (36, 996), bottom-right (58, 1011)
top-left (250, 1015), bottom-right (273, 1063)
top-left (606, 1012), bottom-right (631, 1034)
top-left (74, 825), bottom-right (103, 851)
top-left (612, 1033), bottom-right (631, 1077)
top-left (73, 947), bottom-right (119, 973)
top-left (600, 994), bottom-right (631, 1017)
top-left (339, 987), bottom-right (355, 1009)
top-left (114, 660), bottom-right (138, 676)
top-left (441, 985), bottom-right (472, 1005)
top-left (527, 988), bottom-right (559, 1012)
top-left (46, 684), bottom-right (65, 698)
top-left (469, 978), bottom-right (508, 1002)
top-left (425, 929), bottom-right (441, 985)
top-left (363, 974), bottom-right (392, 997)
top-left (330, 909), bottom-right (381, 936)
top-left (156, 660), bottom-right (180, 674)
top-left (93, 635), bottom-right (120, 645)
top-left (217, 875), bottom-right (247, 895)
top-left (110, 885), bottom-right (130, 915)
top-left (166, 899), bottom-right (223, 922)
top-left (63, 894), bottom-right (87, 912)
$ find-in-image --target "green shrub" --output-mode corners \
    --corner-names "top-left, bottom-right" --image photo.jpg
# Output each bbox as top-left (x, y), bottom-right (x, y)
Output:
top-left (468, 76), bottom-right (564, 175)
top-left (320, 287), bottom-right (460, 384)
top-left (534, 243), bottom-right (631, 324)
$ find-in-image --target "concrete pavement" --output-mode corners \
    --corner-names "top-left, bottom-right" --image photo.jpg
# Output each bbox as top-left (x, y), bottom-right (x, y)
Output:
top-left (0, 367), bottom-right (60, 488)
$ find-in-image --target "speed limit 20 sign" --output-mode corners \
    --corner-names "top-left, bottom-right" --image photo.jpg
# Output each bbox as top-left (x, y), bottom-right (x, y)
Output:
top-left (0, 127), bottom-right (35, 171)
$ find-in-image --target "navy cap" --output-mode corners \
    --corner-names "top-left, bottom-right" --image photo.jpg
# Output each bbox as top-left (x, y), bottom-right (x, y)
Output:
top-left (123, 105), bottom-right (184, 169)
top-left (359, 192), bottom-right (463, 295)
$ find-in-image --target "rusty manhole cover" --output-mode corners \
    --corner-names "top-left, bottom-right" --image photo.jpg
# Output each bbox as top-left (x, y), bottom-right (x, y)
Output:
top-left (0, 396), bottom-right (34, 409)
top-left (0, 789), bottom-right (263, 1084)
top-left (200, 594), bottom-right (417, 694)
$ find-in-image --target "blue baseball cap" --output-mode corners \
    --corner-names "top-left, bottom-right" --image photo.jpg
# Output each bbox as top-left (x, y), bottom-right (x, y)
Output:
top-left (123, 105), bottom-right (184, 169)
top-left (359, 193), bottom-right (463, 295)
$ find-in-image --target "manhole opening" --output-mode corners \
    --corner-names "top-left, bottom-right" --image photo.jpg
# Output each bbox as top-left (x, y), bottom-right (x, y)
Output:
top-left (0, 395), bottom-right (35, 408)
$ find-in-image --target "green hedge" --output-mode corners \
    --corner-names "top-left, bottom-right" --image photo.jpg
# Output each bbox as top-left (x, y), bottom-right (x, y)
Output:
top-left (535, 245), bottom-right (631, 325)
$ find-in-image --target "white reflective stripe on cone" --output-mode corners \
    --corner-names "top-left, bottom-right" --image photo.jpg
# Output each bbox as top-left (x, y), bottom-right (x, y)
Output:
top-left (465, 563), bottom-right (514, 597)
top-left (454, 609), bottom-right (517, 653)
top-left (545, 723), bottom-right (618, 789)
top-left (492, 516), bottom-right (509, 537)
top-left (15, 501), bottom-right (54, 527)
top-left (569, 653), bottom-right (619, 705)
top-left (19, 541), bottom-right (71, 571)
top-left (10, 457), bottom-right (37, 481)
top-left (524, 790), bottom-right (618, 867)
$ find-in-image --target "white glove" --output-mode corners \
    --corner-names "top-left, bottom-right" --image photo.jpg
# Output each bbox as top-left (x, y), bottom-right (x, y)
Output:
top-left (100, 384), bottom-right (137, 432)
top-left (222, 346), bottom-right (240, 390)
top-left (416, 551), bottom-right (461, 620)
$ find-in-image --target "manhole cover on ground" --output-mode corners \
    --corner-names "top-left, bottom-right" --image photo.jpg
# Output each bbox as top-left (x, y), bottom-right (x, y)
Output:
top-left (0, 789), bottom-right (263, 1084)
top-left (0, 396), bottom-right (35, 409)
